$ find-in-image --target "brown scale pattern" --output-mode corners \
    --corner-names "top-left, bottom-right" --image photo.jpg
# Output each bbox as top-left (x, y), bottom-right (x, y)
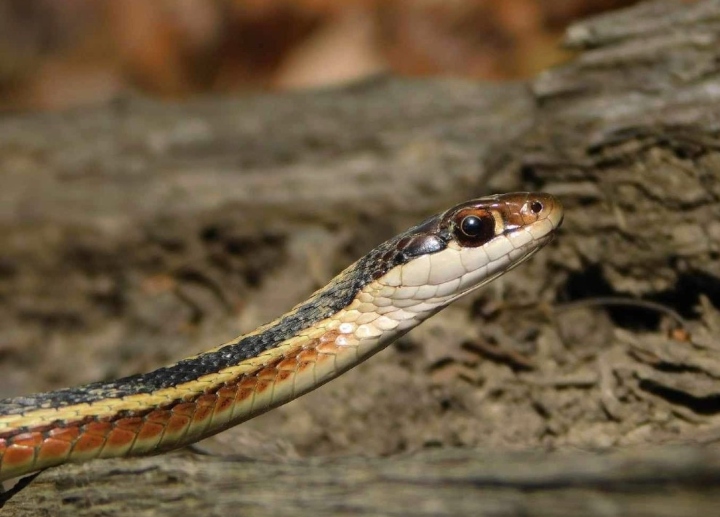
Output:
top-left (0, 334), bottom-right (343, 479)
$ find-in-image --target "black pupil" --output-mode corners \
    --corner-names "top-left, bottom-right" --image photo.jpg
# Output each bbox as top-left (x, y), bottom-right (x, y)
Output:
top-left (530, 201), bottom-right (543, 214)
top-left (461, 216), bottom-right (484, 237)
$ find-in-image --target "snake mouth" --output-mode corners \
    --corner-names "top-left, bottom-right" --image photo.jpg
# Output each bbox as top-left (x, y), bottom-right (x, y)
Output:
top-left (467, 234), bottom-right (551, 295)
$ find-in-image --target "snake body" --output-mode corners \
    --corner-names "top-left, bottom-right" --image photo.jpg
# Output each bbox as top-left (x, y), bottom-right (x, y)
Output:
top-left (0, 192), bottom-right (563, 481)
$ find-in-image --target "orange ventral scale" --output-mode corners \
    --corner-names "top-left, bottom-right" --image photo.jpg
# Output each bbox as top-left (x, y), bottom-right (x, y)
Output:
top-left (100, 428), bottom-right (137, 458)
top-left (71, 422), bottom-right (110, 462)
top-left (37, 426), bottom-right (81, 464)
top-left (215, 386), bottom-right (239, 415)
top-left (153, 408), bottom-right (191, 451)
top-left (316, 330), bottom-right (341, 354)
top-left (37, 436), bottom-right (73, 465)
top-left (254, 368), bottom-right (277, 393)
top-left (98, 417), bottom-right (148, 458)
top-left (2, 432), bottom-right (42, 473)
top-left (193, 394), bottom-right (219, 425)
top-left (1, 444), bottom-right (35, 474)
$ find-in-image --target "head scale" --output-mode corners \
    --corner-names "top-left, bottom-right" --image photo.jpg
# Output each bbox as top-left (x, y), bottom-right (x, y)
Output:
top-left (369, 192), bottom-right (563, 307)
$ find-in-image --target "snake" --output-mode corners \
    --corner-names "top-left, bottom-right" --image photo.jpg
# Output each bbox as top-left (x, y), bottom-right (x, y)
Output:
top-left (0, 192), bottom-right (562, 482)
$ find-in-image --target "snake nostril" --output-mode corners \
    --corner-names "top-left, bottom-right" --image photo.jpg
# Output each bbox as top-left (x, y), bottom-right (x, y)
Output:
top-left (530, 200), bottom-right (543, 214)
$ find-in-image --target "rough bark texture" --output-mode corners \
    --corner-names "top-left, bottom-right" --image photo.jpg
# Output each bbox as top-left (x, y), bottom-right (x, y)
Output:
top-left (7, 447), bottom-right (720, 517)
top-left (3, 0), bottom-right (720, 515)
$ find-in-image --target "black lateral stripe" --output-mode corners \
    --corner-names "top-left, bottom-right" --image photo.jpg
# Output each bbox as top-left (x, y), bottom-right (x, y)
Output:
top-left (0, 214), bottom-right (449, 414)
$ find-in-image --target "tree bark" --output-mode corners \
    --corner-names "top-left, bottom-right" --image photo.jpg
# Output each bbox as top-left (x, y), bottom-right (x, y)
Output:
top-left (6, 447), bottom-right (720, 517)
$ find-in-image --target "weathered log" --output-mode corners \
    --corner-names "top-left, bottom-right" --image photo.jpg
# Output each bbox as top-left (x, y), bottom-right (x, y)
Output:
top-left (6, 447), bottom-right (720, 517)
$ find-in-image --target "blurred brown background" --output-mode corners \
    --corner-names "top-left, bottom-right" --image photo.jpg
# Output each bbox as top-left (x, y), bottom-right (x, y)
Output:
top-left (0, 0), bottom-right (641, 112)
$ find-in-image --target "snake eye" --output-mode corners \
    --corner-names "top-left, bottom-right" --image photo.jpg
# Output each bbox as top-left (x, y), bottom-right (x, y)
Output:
top-left (460, 216), bottom-right (484, 237)
top-left (454, 213), bottom-right (495, 246)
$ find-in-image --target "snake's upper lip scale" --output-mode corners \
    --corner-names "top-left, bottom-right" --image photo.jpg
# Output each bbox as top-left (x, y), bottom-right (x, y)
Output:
top-left (542, 194), bottom-right (564, 229)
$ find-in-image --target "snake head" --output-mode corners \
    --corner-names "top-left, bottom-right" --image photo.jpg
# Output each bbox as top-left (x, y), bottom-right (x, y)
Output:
top-left (372, 192), bottom-right (564, 305)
